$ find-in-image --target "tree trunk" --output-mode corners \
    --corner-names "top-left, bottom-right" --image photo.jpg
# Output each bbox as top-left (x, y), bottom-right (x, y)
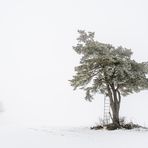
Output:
top-left (111, 101), bottom-right (120, 126)
top-left (107, 84), bottom-right (121, 127)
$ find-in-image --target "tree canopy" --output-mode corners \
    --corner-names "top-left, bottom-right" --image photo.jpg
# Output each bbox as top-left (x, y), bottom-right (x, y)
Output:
top-left (70, 30), bottom-right (148, 101)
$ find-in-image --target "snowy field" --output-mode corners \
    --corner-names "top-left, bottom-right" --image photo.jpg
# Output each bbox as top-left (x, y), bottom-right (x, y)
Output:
top-left (0, 0), bottom-right (148, 148)
top-left (0, 125), bottom-right (148, 148)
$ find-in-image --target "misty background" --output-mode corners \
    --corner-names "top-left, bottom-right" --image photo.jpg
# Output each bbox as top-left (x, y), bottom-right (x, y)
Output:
top-left (0, 0), bottom-right (148, 126)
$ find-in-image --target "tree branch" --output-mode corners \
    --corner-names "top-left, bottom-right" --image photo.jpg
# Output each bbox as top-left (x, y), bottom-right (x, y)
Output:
top-left (117, 90), bottom-right (121, 104)
top-left (107, 84), bottom-right (114, 104)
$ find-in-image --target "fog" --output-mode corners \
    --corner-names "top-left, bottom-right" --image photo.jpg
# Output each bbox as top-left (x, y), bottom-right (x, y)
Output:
top-left (0, 0), bottom-right (148, 126)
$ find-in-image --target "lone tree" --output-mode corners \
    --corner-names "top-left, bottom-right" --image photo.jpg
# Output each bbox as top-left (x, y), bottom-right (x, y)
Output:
top-left (70, 30), bottom-right (148, 127)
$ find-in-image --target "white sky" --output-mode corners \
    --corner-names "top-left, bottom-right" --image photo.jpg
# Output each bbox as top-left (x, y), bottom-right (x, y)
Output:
top-left (0, 0), bottom-right (148, 126)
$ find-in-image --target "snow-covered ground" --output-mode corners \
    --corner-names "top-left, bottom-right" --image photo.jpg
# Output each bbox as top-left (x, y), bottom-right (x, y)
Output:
top-left (0, 125), bottom-right (148, 148)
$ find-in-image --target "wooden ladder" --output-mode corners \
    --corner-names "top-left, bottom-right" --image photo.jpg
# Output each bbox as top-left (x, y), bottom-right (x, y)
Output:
top-left (103, 95), bottom-right (111, 125)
